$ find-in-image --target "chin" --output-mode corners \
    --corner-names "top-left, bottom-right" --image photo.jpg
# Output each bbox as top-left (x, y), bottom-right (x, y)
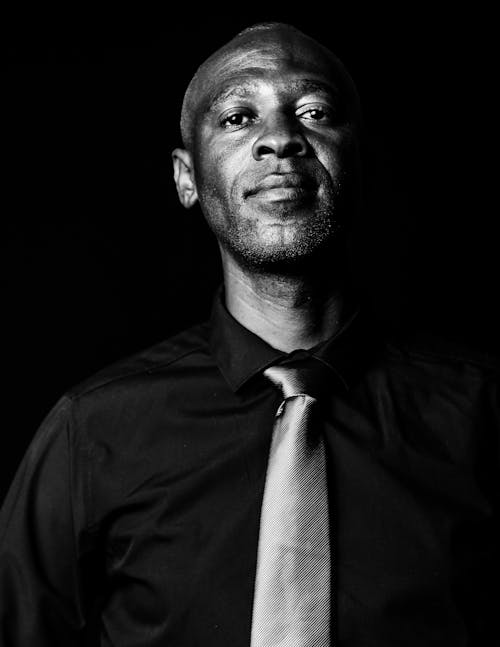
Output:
top-left (227, 226), bottom-right (345, 274)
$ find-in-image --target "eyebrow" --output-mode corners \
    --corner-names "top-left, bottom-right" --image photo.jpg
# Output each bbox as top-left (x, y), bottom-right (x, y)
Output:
top-left (208, 83), bottom-right (259, 110)
top-left (206, 78), bottom-right (338, 112)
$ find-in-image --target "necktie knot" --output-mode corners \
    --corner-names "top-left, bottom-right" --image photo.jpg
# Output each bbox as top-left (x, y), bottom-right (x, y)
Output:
top-left (264, 359), bottom-right (330, 400)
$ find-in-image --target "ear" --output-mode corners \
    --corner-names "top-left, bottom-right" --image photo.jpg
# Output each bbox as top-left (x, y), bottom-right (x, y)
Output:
top-left (172, 148), bottom-right (198, 209)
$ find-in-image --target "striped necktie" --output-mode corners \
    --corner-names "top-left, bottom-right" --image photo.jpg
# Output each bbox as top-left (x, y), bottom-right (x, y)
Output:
top-left (250, 362), bottom-right (331, 647)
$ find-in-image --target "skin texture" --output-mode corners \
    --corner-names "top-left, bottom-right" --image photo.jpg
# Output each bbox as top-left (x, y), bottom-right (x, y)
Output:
top-left (172, 23), bottom-right (362, 351)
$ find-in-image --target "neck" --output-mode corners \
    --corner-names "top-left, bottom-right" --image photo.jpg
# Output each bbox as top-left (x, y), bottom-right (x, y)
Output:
top-left (222, 251), bottom-right (354, 353)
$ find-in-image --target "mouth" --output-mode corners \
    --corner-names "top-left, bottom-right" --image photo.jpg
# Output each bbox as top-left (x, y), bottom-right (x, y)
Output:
top-left (245, 173), bottom-right (316, 202)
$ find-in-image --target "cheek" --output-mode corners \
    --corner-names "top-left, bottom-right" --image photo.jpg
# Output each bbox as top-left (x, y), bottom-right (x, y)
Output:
top-left (193, 148), bottom-right (226, 200)
top-left (316, 134), bottom-right (360, 187)
top-left (195, 140), bottom-right (249, 204)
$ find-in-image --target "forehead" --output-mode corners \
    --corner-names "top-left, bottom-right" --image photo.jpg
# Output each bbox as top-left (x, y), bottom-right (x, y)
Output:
top-left (207, 75), bottom-right (338, 114)
top-left (192, 30), bottom-right (343, 112)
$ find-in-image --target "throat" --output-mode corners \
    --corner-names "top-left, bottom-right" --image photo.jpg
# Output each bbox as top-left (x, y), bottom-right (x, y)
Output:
top-left (223, 261), bottom-right (352, 352)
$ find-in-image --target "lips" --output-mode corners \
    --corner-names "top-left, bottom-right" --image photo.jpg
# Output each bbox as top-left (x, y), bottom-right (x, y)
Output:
top-left (245, 173), bottom-right (316, 198)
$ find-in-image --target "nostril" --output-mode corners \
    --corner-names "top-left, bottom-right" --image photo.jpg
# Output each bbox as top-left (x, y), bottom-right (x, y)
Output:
top-left (258, 145), bottom-right (275, 156)
top-left (283, 140), bottom-right (307, 157)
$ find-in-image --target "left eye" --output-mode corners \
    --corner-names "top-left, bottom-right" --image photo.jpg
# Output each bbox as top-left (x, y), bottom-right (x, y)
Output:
top-left (297, 107), bottom-right (330, 122)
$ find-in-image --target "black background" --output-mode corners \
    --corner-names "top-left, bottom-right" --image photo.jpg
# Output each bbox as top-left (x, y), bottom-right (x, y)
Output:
top-left (3, 6), bottom-right (498, 498)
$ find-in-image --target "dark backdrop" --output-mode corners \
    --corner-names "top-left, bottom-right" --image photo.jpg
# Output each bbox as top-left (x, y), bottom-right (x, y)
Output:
top-left (3, 8), bottom-right (497, 499)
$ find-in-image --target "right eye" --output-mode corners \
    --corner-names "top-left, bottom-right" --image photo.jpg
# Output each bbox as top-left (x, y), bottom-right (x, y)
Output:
top-left (219, 109), bottom-right (253, 129)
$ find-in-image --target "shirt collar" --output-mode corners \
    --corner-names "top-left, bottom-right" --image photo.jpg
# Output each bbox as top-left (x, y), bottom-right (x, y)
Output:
top-left (209, 286), bottom-right (380, 393)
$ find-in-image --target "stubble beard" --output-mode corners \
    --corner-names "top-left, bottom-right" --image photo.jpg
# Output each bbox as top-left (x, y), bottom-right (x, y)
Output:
top-left (200, 181), bottom-right (347, 275)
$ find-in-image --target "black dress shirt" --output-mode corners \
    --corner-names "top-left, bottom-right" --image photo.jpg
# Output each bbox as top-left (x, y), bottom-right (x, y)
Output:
top-left (1, 290), bottom-right (498, 646)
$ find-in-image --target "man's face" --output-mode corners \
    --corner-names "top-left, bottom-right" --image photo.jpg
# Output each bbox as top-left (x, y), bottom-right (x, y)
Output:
top-left (179, 27), bottom-right (361, 270)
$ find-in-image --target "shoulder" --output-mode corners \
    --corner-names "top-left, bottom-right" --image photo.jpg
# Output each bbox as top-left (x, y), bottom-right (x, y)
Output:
top-left (372, 328), bottom-right (500, 408)
top-left (384, 328), bottom-right (499, 378)
top-left (66, 320), bottom-right (211, 403)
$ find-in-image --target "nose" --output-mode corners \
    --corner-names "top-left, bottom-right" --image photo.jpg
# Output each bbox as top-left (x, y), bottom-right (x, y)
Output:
top-left (252, 112), bottom-right (308, 161)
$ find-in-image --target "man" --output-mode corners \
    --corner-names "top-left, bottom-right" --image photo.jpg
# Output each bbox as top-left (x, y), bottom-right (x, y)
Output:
top-left (1, 22), bottom-right (498, 646)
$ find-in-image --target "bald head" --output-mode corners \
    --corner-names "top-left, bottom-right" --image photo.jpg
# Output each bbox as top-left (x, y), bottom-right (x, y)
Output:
top-left (180, 22), bottom-right (361, 151)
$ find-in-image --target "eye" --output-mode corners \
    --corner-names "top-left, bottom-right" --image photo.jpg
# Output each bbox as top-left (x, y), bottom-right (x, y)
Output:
top-left (219, 109), bottom-right (254, 129)
top-left (296, 104), bottom-right (333, 123)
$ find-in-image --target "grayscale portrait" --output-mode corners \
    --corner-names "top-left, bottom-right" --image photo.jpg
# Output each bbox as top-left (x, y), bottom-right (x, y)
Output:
top-left (2, 13), bottom-right (498, 646)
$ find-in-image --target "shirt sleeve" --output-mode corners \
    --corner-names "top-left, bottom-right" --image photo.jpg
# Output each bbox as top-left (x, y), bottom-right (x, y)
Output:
top-left (0, 396), bottom-right (88, 646)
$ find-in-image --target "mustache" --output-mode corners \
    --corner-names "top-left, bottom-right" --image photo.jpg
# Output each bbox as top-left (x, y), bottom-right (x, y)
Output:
top-left (243, 172), bottom-right (317, 198)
